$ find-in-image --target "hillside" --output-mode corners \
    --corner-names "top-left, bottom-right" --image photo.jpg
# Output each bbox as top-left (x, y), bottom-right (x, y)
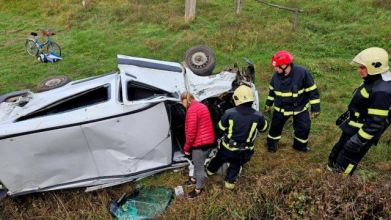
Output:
top-left (0, 0), bottom-right (391, 219)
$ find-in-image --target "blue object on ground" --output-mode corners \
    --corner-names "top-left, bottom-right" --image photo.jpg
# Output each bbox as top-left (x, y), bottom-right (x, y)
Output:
top-left (109, 187), bottom-right (174, 220)
top-left (46, 52), bottom-right (62, 63)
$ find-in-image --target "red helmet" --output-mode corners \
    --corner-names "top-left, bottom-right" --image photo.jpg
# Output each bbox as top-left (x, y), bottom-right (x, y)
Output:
top-left (271, 51), bottom-right (294, 67)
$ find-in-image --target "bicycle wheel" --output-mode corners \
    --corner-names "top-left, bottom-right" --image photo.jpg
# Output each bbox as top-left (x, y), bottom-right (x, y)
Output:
top-left (47, 42), bottom-right (61, 56)
top-left (25, 39), bottom-right (39, 57)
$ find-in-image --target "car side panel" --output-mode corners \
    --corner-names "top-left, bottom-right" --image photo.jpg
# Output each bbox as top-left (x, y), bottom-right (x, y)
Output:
top-left (0, 126), bottom-right (99, 195)
top-left (82, 102), bottom-right (172, 176)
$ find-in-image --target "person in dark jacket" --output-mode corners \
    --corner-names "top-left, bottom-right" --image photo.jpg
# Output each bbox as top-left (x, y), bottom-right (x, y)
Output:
top-left (181, 91), bottom-right (215, 198)
top-left (264, 50), bottom-right (320, 153)
top-left (206, 85), bottom-right (268, 189)
top-left (327, 47), bottom-right (391, 175)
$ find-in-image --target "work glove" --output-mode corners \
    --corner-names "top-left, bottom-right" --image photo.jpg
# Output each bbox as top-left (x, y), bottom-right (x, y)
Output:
top-left (311, 111), bottom-right (320, 118)
top-left (263, 106), bottom-right (270, 115)
top-left (344, 134), bottom-right (366, 153)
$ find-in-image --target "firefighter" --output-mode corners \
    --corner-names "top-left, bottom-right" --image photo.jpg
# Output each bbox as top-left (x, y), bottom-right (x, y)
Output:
top-left (206, 85), bottom-right (268, 189)
top-left (327, 47), bottom-right (391, 175)
top-left (264, 51), bottom-right (321, 153)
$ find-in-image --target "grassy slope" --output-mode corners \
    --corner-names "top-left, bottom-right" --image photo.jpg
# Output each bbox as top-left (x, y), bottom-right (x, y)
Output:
top-left (0, 0), bottom-right (391, 219)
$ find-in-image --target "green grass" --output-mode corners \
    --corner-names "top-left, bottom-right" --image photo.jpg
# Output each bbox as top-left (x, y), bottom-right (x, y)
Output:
top-left (0, 0), bottom-right (391, 219)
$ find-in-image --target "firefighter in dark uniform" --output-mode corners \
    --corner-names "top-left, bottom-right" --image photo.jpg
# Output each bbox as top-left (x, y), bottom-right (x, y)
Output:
top-left (206, 85), bottom-right (268, 189)
top-left (264, 51), bottom-right (321, 153)
top-left (327, 47), bottom-right (391, 175)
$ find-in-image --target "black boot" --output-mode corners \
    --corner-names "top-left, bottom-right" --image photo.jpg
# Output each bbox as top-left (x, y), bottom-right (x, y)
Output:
top-left (268, 144), bottom-right (276, 153)
top-left (293, 146), bottom-right (311, 153)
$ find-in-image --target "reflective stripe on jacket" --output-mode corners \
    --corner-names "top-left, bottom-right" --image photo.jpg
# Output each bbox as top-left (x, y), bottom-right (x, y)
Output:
top-left (218, 105), bottom-right (268, 152)
top-left (341, 77), bottom-right (391, 142)
top-left (265, 63), bottom-right (320, 115)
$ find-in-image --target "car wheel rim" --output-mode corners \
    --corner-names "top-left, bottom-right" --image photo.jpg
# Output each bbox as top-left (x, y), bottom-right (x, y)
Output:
top-left (45, 79), bottom-right (63, 88)
top-left (190, 52), bottom-right (208, 69)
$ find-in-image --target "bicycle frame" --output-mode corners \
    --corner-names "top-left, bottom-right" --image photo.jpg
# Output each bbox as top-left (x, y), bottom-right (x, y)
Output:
top-left (33, 35), bottom-right (52, 52)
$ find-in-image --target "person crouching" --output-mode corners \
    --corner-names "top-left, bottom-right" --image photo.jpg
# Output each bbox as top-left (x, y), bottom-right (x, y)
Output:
top-left (206, 85), bottom-right (268, 189)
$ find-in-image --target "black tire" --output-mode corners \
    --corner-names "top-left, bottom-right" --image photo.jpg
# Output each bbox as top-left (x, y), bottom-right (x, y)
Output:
top-left (183, 45), bottom-right (216, 76)
top-left (37, 75), bottom-right (71, 92)
top-left (25, 39), bottom-right (39, 57)
top-left (46, 42), bottom-right (61, 56)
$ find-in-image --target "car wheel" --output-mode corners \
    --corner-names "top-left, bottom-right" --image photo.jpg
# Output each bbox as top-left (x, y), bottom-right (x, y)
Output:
top-left (183, 45), bottom-right (216, 76)
top-left (37, 75), bottom-right (71, 92)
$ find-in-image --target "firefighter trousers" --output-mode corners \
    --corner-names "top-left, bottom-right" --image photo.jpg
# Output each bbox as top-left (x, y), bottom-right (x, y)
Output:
top-left (206, 147), bottom-right (253, 188)
top-left (328, 132), bottom-right (374, 175)
top-left (267, 110), bottom-right (311, 150)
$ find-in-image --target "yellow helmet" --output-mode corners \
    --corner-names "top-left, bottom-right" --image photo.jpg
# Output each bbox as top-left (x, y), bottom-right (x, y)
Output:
top-left (233, 85), bottom-right (254, 106)
top-left (350, 47), bottom-right (389, 75)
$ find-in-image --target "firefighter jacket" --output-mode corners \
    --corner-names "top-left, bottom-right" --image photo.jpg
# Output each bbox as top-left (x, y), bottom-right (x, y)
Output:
top-left (184, 101), bottom-right (215, 153)
top-left (265, 63), bottom-right (321, 116)
top-left (340, 73), bottom-right (391, 143)
top-left (218, 104), bottom-right (268, 154)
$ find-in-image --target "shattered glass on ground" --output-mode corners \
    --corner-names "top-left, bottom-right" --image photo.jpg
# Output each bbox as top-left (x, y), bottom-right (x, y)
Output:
top-left (109, 187), bottom-right (174, 220)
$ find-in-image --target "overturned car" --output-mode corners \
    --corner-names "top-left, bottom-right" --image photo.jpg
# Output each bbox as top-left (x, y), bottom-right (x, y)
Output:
top-left (0, 46), bottom-right (258, 198)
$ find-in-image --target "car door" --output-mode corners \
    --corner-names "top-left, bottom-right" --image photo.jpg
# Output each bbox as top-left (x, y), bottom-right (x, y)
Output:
top-left (80, 58), bottom-right (186, 179)
top-left (82, 102), bottom-right (173, 177)
top-left (0, 85), bottom-right (114, 195)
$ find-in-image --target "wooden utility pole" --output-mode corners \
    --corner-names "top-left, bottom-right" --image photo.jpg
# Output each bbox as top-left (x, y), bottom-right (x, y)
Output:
top-left (236, 0), bottom-right (243, 14)
top-left (293, 7), bottom-right (299, 31)
top-left (185, 0), bottom-right (196, 21)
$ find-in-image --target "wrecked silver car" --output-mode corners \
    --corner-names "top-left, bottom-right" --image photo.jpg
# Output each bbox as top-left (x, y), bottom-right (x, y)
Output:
top-left (0, 45), bottom-right (258, 198)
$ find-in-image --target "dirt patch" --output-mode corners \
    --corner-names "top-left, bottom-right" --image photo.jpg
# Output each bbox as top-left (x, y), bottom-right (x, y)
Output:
top-left (3, 28), bottom-right (24, 35)
top-left (377, 161), bottom-right (391, 172)
top-left (373, 0), bottom-right (391, 10)
top-left (3, 40), bottom-right (18, 47)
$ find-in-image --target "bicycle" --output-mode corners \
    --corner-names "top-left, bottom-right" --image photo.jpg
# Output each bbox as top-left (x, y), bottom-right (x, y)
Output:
top-left (25, 28), bottom-right (61, 57)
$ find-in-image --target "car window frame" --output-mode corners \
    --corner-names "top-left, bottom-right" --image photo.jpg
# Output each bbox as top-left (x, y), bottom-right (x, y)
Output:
top-left (16, 84), bottom-right (112, 122)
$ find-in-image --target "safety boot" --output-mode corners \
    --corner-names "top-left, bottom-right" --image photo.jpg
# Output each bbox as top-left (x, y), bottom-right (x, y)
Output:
top-left (293, 146), bottom-right (311, 153)
top-left (267, 144), bottom-right (276, 153)
top-left (300, 147), bottom-right (311, 152)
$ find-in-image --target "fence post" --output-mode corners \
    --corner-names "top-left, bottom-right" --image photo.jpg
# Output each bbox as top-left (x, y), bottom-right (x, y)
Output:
top-left (185, 0), bottom-right (197, 21)
top-left (293, 7), bottom-right (299, 31)
top-left (236, 0), bottom-right (243, 14)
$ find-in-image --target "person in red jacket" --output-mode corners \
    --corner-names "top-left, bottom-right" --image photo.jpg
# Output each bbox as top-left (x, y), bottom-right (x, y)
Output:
top-left (181, 91), bottom-right (215, 199)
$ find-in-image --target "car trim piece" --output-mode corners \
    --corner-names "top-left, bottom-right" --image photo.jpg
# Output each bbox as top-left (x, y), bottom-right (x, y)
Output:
top-left (71, 72), bottom-right (117, 85)
top-left (125, 73), bottom-right (137, 79)
top-left (85, 161), bottom-right (188, 192)
top-left (9, 161), bottom-right (189, 196)
top-left (15, 84), bottom-right (112, 122)
top-left (0, 103), bottom-right (159, 140)
top-left (117, 58), bottom-right (182, 73)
